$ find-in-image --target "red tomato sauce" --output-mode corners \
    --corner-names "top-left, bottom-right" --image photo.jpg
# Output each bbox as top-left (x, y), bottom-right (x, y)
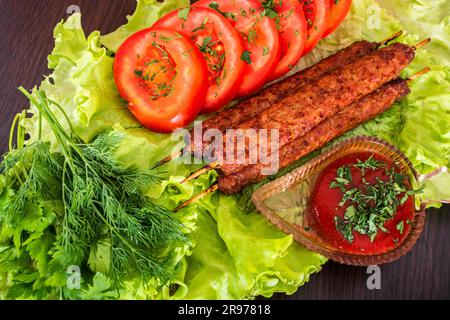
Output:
top-left (311, 152), bottom-right (414, 255)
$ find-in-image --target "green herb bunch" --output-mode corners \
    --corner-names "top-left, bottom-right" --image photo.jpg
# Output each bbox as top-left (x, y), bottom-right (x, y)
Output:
top-left (0, 89), bottom-right (187, 298)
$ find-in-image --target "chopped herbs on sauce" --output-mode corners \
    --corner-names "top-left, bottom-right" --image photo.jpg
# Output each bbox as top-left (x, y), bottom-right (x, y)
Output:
top-left (330, 155), bottom-right (422, 243)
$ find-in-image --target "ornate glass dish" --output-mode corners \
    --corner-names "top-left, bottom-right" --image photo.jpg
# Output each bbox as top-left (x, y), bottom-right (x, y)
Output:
top-left (252, 136), bottom-right (426, 266)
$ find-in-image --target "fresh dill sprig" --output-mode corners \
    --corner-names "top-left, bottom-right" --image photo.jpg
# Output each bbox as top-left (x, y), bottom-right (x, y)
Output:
top-left (0, 88), bottom-right (188, 288)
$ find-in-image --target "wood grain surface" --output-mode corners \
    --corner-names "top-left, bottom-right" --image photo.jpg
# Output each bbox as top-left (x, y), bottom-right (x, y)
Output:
top-left (0, 0), bottom-right (448, 300)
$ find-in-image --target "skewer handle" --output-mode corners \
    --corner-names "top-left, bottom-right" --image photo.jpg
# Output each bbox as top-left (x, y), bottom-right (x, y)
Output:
top-left (379, 31), bottom-right (403, 46)
top-left (412, 38), bottom-right (431, 50)
top-left (181, 162), bottom-right (220, 184)
top-left (173, 184), bottom-right (219, 212)
top-left (153, 150), bottom-right (183, 168)
top-left (408, 67), bottom-right (431, 82)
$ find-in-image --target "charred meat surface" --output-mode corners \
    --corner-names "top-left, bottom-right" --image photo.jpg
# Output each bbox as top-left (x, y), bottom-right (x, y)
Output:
top-left (218, 79), bottom-right (411, 194)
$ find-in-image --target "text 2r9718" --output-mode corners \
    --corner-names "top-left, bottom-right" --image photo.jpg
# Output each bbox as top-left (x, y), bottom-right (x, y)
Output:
top-left (222, 304), bottom-right (271, 315)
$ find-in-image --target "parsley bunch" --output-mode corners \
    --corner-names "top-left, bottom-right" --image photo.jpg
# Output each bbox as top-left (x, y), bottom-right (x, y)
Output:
top-left (0, 88), bottom-right (187, 298)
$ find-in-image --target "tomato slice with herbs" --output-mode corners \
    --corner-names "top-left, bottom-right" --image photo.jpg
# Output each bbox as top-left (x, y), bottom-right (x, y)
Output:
top-left (323, 0), bottom-right (352, 38)
top-left (268, 0), bottom-right (307, 80)
top-left (194, 0), bottom-right (280, 97)
top-left (114, 28), bottom-right (208, 133)
top-left (301, 0), bottom-right (330, 55)
top-left (154, 7), bottom-right (245, 113)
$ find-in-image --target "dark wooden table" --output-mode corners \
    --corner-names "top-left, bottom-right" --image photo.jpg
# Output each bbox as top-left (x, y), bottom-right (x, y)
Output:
top-left (1, 0), bottom-right (448, 300)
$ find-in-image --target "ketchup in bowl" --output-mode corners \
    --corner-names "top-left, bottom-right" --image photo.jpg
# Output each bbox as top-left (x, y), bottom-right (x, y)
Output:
top-left (311, 152), bottom-right (418, 255)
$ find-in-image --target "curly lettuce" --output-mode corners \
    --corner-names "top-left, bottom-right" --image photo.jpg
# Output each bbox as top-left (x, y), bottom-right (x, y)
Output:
top-left (101, 0), bottom-right (190, 52)
top-left (22, 14), bottom-right (139, 147)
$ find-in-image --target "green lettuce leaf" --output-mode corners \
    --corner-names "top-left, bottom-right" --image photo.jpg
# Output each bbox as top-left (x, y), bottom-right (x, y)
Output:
top-left (178, 196), bottom-right (325, 299)
top-left (377, 0), bottom-right (450, 65)
top-left (421, 170), bottom-right (450, 204)
top-left (23, 13), bottom-right (139, 147)
top-left (101, 0), bottom-right (189, 52)
top-left (99, 123), bottom-right (325, 299)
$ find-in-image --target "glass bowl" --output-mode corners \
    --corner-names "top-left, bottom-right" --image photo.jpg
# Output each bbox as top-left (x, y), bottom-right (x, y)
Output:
top-left (252, 136), bottom-right (426, 266)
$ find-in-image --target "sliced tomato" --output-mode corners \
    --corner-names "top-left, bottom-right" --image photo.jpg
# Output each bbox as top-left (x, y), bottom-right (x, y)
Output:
top-left (323, 0), bottom-right (352, 38)
top-left (301, 0), bottom-right (330, 55)
top-left (269, 0), bottom-right (307, 80)
top-left (194, 0), bottom-right (280, 97)
top-left (114, 28), bottom-right (208, 133)
top-left (153, 7), bottom-right (245, 113)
